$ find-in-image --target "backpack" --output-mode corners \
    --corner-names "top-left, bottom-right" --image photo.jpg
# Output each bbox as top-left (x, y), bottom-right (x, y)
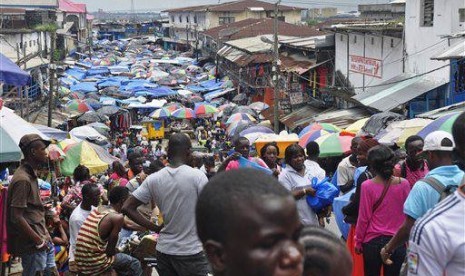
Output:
top-left (422, 174), bottom-right (465, 202)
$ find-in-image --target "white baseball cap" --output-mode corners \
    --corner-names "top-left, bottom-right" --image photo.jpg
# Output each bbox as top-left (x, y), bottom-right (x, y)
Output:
top-left (422, 131), bottom-right (455, 152)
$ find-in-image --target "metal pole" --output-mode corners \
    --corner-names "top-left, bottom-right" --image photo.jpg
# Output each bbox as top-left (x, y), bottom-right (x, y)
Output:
top-left (48, 31), bottom-right (56, 127)
top-left (273, 0), bottom-right (281, 134)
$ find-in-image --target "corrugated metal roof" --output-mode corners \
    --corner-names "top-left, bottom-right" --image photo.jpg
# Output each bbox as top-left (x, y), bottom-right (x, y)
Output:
top-left (352, 73), bottom-right (448, 112)
top-left (304, 107), bottom-right (373, 128)
top-left (280, 105), bottom-right (324, 129)
top-left (431, 39), bottom-right (465, 60)
top-left (416, 102), bottom-right (465, 119)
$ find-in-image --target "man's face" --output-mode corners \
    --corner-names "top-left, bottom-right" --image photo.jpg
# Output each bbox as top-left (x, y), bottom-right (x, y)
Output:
top-left (88, 188), bottom-right (101, 207)
top-left (31, 141), bottom-right (48, 164)
top-left (129, 157), bottom-right (144, 175)
top-left (406, 140), bottom-right (424, 163)
top-left (350, 138), bottom-right (361, 157)
top-left (235, 140), bottom-right (250, 159)
top-left (222, 197), bottom-right (303, 276)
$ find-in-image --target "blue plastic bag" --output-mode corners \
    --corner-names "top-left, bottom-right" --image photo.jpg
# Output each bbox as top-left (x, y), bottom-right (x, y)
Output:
top-left (306, 177), bottom-right (339, 213)
top-left (237, 157), bottom-right (272, 175)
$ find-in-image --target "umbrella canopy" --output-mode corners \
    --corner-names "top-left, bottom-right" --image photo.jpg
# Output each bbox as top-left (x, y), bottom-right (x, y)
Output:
top-left (96, 105), bottom-right (121, 116)
top-left (375, 118), bottom-right (433, 147)
top-left (0, 107), bottom-right (47, 145)
top-left (66, 99), bottom-right (93, 113)
top-left (60, 141), bottom-right (109, 176)
top-left (299, 129), bottom-right (331, 147)
top-left (249, 102), bottom-right (270, 112)
top-left (227, 120), bottom-right (253, 136)
top-left (150, 108), bottom-right (171, 119)
top-left (240, 125), bottom-right (274, 136)
top-left (47, 144), bottom-right (66, 161)
top-left (69, 125), bottom-right (108, 142)
top-left (0, 128), bottom-right (22, 162)
top-left (87, 122), bottom-right (110, 136)
top-left (298, 123), bottom-right (341, 138)
top-left (226, 113), bottom-right (256, 124)
top-left (33, 124), bottom-right (68, 141)
top-left (195, 104), bottom-right (218, 116)
top-left (315, 133), bottom-right (354, 157)
top-left (164, 102), bottom-right (184, 112)
top-left (0, 53), bottom-right (30, 86)
top-left (417, 112), bottom-right (460, 139)
top-left (84, 98), bottom-right (102, 110)
top-left (232, 93), bottom-right (247, 102)
top-left (59, 138), bottom-right (78, 152)
top-left (77, 111), bottom-right (108, 123)
top-left (172, 108), bottom-right (196, 119)
top-left (345, 118), bottom-right (369, 134)
top-left (231, 106), bottom-right (257, 117)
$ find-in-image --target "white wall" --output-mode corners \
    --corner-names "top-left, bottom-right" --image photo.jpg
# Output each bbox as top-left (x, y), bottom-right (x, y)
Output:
top-left (335, 32), bottom-right (404, 94)
top-left (405, 0), bottom-right (465, 81)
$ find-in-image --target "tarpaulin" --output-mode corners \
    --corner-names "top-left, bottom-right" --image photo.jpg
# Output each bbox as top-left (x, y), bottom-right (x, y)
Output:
top-left (65, 68), bottom-right (87, 80)
top-left (70, 82), bottom-right (98, 93)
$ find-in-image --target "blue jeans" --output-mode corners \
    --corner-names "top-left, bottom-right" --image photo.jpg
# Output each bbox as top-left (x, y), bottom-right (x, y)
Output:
top-left (111, 253), bottom-right (142, 276)
top-left (21, 242), bottom-right (56, 276)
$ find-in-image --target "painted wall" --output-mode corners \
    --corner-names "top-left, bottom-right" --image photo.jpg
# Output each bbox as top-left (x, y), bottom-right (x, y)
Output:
top-left (334, 32), bottom-right (404, 94)
top-left (405, 0), bottom-right (465, 81)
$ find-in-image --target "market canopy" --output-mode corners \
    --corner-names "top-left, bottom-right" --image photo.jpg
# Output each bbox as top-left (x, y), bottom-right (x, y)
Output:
top-left (0, 53), bottom-right (31, 86)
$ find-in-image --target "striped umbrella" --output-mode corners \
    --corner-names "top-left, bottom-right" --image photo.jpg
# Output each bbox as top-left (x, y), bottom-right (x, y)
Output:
top-left (345, 118), bottom-right (369, 134)
top-left (164, 102), bottom-right (184, 112)
top-left (60, 141), bottom-right (109, 176)
top-left (226, 113), bottom-right (256, 124)
top-left (315, 133), bottom-right (354, 157)
top-left (172, 107), bottom-right (196, 119)
top-left (298, 123), bottom-right (341, 138)
top-left (417, 112), bottom-right (460, 138)
top-left (298, 129), bottom-right (331, 147)
top-left (150, 108), bottom-right (171, 119)
top-left (66, 99), bottom-right (93, 113)
top-left (195, 104), bottom-right (218, 116)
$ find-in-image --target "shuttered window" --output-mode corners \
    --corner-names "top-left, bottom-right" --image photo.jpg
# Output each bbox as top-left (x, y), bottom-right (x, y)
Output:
top-left (459, 8), bottom-right (465, 22)
top-left (421, 0), bottom-right (434, 27)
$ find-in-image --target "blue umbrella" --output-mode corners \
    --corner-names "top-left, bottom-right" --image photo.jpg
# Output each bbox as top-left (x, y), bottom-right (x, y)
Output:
top-left (0, 53), bottom-right (30, 86)
top-left (240, 125), bottom-right (274, 136)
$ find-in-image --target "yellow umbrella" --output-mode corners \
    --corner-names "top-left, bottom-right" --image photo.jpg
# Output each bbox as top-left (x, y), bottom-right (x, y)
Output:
top-left (60, 141), bottom-right (109, 176)
top-left (345, 118), bottom-right (369, 134)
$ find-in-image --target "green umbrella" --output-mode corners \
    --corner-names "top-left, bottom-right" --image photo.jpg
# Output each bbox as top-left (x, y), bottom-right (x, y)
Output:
top-left (0, 128), bottom-right (22, 162)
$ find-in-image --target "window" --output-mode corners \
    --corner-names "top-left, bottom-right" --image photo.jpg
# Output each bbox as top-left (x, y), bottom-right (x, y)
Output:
top-left (420, 0), bottom-right (434, 27)
top-left (371, 37), bottom-right (375, 45)
top-left (194, 15), bottom-right (197, 24)
top-left (353, 35), bottom-right (357, 44)
top-left (179, 15), bottom-right (182, 23)
top-left (459, 8), bottom-right (465, 22)
top-left (391, 39), bottom-right (395, 48)
top-left (340, 34), bottom-right (343, 42)
top-left (186, 15), bottom-right (189, 23)
top-left (29, 41), bottom-right (32, 47)
top-left (219, 17), bottom-right (235, 25)
top-left (171, 16), bottom-right (174, 23)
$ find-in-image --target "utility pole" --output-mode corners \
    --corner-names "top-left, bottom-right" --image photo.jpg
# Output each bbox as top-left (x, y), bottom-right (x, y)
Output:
top-left (48, 30), bottom-right (57, 127)
top-left (273, 0), bottom-right (281, 134)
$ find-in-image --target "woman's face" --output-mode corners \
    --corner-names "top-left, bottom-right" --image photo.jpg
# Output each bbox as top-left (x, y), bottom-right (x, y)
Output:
top-left (289, 152), bottom-right (305, 171)
top-left (264, 145), bottom-right (278, 164)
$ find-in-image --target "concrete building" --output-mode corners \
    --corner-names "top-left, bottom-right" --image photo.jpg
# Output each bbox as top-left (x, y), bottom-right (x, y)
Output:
top-left (163, 0), bottom-right (303, 46)
top-left (359, 0), bottom-right (405, 20)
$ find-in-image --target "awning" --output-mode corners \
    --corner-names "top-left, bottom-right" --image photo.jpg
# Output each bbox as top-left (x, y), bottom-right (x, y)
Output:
top-left (352, 73), bottom-right (448, 112)
top-left (431, 39), bottom-right (465, 60)
top-left (57, 22), bottom-right (74, 35)
top-left (305, 107), bottom-right (373, 128)
top-left (416, 101), bottom-right (465, 119)
top-left (279, 105), bottom-right (323, 129)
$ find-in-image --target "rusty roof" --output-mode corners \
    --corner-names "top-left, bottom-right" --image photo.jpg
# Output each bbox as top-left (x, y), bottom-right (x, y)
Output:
top-left (203, 18), bottom-right (325, 41)
top-left (163, 0), bottom-right (302, 13)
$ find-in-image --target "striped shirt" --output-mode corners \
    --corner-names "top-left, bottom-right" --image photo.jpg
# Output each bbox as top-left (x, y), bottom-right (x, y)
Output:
top-left (407, 189), bottom-right (465, 275)
top-left (75, 208), bottom-right (115, 275)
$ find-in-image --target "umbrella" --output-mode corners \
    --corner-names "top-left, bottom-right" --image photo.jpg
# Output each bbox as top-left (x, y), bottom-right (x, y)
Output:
top-left (298, 123), bottom-right (341, 138)
top-left (172, 108), bottom-right (196, 119)
top-left (345, 118), bottom-right (369, 134)
top-left (195, 104), bottom-right (218, 116)
top-left (60, 141), bottom-right (109, 176)
top-left (164, 102), bottom-right (184, 112)
top-left (77, 111), bottom-right (108, 123)
top-left (375, 118), bottom-right (433, 147)
top-left (0, 53), bottom-right (30, 86)
top-left (87, 122), bottom-right (110, 136)
top-left (0, 128), bottom-right (22, 162)
top-left (70, 92), bottom-right (85, 99)
top-left (69, 125), bottom-right (108, 142)
top-left (66, 99), bottom-right (93, 113)
top-left (190, 95), bottom-right (204, 103)
top-left (150, 108), bottom-right (171, 119)
top-left (240, 125), bottom-right (274, 136)
top-left (47, 144), bottom-right (66, 161)
top-left (231, 106), bottom-right (257, 117)
top-left (417, 112), bottom-right (460, 139)
top-left (59, 139), bottom-right (78, 151)
top-left (232, 93), bottom-right (247, 102)
top-left (249, 102), bottom-right (270, 112)
top-left (226, 113), bottom-right (256, 124)
top-left (227, 120), bottom-right (253, 136)
top-left (299, 129), bottom-right (331, 147)
top-left (315, 133), bottom-right (354, 158)
top-left (97, 105), bottom-right (121, 116)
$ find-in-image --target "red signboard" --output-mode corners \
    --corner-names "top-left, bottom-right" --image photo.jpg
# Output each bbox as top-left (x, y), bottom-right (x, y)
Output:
top-left (349, 55), bottom-right (382, 78)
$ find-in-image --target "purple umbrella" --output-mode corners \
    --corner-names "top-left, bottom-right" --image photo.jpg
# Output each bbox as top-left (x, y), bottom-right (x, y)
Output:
top-left (240, 125), bottom-right (274, 136)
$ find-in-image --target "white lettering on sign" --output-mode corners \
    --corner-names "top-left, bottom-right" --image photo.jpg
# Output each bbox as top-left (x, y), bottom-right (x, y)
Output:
top-left (349, 55), bottom-right (382, 78)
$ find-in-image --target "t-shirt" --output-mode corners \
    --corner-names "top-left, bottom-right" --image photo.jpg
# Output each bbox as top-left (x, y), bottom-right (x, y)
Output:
top-left (394, 161), bottom-right (429, 188)
top-left (336, 156), bottom-right (356, 186)
top-left (355, 178), bottom-right (410, 249)
top-left (403, 165), bottom-right (464, 220)
top-left (132, 165), bottom-right (208, 255)
top-left (278, 166), bottom-right (318, 226)
top-left (407, 188), bottom-right (465, 276)
top-left (7, 164), bottom-right (51, 255)
top-left (68, 204), bottom-right (92, 261)
top-left (304, 160), bottom-right (326, 182)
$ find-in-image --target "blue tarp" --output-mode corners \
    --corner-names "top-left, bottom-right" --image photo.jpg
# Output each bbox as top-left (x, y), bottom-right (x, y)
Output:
top-left (134, 86), bottom-right (177, 98)
top-left (0, 53), bottom-right (30, 86)
top-left (70, 82), bottom-right (98, 93)
top-left (186, 80), bottom-right (225, 93)
top-left (86, 67), bottom-right (110, 76)
top-left (204, 88), bottom-right (233, 101)
top-left (65, 68), bottom-right (87, 80)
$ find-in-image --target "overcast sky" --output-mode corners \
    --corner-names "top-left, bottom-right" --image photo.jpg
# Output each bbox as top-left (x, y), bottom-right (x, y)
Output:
top-left (79, 0), bottom-right (392, 12)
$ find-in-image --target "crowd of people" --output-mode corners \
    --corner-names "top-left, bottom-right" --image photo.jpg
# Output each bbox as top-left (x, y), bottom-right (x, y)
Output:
top-left (3, 111), bottom-right (465, 276)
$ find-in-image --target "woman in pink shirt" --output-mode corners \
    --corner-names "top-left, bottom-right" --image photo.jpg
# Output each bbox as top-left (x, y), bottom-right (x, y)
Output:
top-left (109, 161), bottom-right (128, 188)
top-left (355, 145), bottom-right (410, 276)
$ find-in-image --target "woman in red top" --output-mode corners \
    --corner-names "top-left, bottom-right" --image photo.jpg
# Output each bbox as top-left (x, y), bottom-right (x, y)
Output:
top-left (109, 161), bottom-right (128, 188)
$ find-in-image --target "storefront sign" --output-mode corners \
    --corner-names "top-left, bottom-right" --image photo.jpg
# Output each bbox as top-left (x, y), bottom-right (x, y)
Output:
top-left (349, 55), bottom-right (382, 78)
